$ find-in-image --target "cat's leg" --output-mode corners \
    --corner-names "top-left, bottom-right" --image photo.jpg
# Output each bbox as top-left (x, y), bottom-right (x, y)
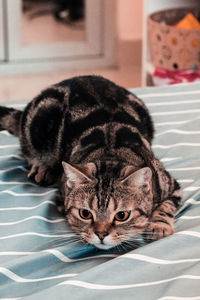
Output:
top-left (142, 154), bottom-right (182, 241)
top-left (145, 175), bottom-right (182, 242)
top-left (145, 199), bottom-right (178, 241)
top-left (20, 98), bottom-right (65, 186)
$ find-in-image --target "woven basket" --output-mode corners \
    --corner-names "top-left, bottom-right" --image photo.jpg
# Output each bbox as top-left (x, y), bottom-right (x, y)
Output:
top-left (148, 7), bottom-right (200, 70)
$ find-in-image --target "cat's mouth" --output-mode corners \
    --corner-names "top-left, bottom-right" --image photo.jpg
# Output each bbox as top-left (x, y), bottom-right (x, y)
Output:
top-left (93, 242), bottom-right (114, 250)
top-left (90, 232), bottom-right (144, 250)
top-left (90, 234), bottom-right (119, 250)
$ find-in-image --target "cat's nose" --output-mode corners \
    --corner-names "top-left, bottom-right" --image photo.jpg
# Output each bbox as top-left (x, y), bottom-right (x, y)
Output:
top-left (95, 231), bottom-right (108, 241)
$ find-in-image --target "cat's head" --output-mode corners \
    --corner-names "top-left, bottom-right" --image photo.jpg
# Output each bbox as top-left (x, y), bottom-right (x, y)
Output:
top-left (62, 161), bottom-right (153, 250)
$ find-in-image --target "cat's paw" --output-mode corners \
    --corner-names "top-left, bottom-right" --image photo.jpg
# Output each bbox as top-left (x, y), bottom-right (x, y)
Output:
top-left (145, 221), bottom-right (174, 242)
top-left (28, 165), bottom-right (57, 186)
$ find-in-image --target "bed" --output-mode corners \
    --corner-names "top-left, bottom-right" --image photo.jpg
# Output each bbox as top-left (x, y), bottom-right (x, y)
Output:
top-left (0, 82), bottom-right (200, 299)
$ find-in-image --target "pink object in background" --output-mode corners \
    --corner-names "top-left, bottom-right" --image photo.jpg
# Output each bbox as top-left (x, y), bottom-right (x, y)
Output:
top-left (153, 67), bottom-right (200, 86)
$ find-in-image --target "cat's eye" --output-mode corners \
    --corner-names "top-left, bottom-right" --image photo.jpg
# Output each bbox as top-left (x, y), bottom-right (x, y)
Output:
top-left (79, 209), bottom-right (93, 220)
top-left (114, 211), bottom-right (131, 222)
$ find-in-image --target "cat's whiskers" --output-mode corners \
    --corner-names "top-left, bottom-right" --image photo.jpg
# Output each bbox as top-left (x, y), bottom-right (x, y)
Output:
top-left (28, 230), bottom-right (82, 250)
top-left (38, 238), bottom-right (80, 250)
top-left (141, 230), bottom-right (161, 241)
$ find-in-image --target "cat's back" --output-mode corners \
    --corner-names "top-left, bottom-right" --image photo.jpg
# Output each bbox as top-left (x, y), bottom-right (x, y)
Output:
top-left (58, 76), bottom-right (154, 163)
top-left (20, 76), bottom-right (153, 161)
top-left (22, 75), bottom-right (149, 126)
top-left (61, 75), bottom-right (153, 136)
top-left (66, 76), bottom-right (153, 142)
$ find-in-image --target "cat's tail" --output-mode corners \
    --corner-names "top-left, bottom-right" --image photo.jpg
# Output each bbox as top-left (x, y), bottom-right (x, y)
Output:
top-left (0, 106), bottom-right (22, 137)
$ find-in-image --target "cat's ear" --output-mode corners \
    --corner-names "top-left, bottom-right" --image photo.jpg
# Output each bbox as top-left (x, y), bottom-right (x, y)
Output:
top-left (62, 161), bottom-right (96, 188)
top-left (120, 167), bottom-right (152, 189)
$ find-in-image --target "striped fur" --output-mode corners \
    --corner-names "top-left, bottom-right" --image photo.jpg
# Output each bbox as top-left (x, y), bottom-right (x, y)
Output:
top-left (0, 75), bottom-right (181, 249)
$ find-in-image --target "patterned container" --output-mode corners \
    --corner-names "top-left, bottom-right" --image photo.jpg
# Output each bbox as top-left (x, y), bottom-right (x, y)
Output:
top-left (148, 8), bottom-right (200, 70)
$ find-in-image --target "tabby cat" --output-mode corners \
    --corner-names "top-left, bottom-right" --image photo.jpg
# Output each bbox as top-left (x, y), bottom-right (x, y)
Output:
top-left (0, 76), bottom-right (181, 250)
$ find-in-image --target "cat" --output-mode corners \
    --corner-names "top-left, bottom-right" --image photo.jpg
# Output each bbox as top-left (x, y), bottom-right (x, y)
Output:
top-left (0, 75), bottom-right (181, 250)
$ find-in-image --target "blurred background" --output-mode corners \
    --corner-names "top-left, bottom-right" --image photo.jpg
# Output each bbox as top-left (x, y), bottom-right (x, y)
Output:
top-left (0, 0), bottom-right (142, 102)
top-left (1, 0), bottom-right (199, 102)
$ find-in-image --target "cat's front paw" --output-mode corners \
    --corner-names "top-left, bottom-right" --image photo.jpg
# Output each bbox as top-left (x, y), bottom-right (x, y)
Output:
top-left (145, 221), bottom-right (174, 242)
top-left (28, 165), bottom-right (57, 186)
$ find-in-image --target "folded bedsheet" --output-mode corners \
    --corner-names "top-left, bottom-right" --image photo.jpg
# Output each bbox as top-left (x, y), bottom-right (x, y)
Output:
top-left (0, 82), bottom-right (200, 300)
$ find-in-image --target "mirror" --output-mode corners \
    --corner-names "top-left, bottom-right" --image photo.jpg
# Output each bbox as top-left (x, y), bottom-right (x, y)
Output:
top-left (22, 0), bottom-right (85, 45)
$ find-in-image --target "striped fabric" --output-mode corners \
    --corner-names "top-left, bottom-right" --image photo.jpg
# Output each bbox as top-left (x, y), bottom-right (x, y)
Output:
top-left (0, 82), bottom-right (200, 299)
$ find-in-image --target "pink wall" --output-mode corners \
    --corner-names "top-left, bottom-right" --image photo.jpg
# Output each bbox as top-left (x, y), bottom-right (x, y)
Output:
top-left (117, 0), bottom-right (143, 40)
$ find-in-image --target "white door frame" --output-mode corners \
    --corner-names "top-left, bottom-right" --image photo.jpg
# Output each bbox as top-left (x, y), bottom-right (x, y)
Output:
top-left (6, 0), bottom-right (102, 61)
top-left (0, 0), bottom-right (5, 61)
top-left (0, 0), bottom-right (117, 75)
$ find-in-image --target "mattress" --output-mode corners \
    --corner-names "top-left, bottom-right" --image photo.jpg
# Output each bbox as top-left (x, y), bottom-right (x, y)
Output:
top-left (0, 82), bottom-right (200, 299)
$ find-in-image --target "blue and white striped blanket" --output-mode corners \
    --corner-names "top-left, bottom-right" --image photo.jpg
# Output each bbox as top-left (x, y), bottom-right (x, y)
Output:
top-left (0, 82), bottom-right (200, 299)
